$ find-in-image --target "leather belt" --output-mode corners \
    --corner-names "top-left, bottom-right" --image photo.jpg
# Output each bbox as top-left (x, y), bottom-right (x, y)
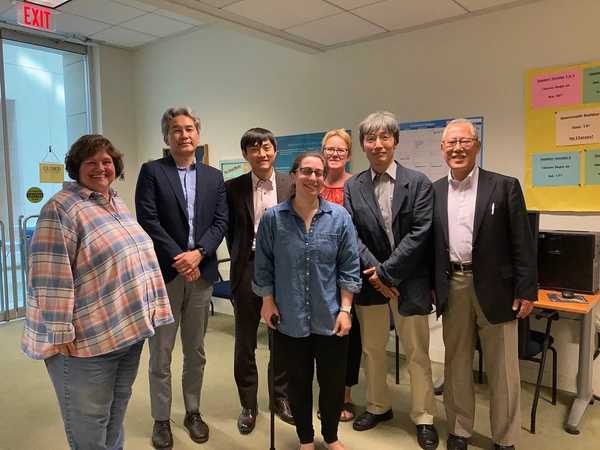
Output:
top-left (451, 261), bottom-right (473, 272)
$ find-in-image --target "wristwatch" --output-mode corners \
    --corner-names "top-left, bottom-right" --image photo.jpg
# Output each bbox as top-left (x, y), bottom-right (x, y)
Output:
top-left (339, 305), bottom-right (352, 315)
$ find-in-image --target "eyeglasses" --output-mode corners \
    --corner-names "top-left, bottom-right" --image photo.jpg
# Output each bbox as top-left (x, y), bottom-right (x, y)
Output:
top-left (323, 147), bottom-right (348, 156)
top-left (442, 138), bottom-right (477, 149)
top-left (296, 167), bottom-right (324, 178)
top-left (246, 142), bottom-right (274, 153)
top-left (365, 134), bottom-right (393, 144)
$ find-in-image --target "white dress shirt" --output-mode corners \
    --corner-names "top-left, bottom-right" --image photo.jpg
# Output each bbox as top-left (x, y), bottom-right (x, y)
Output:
top-left (447, 165), bottom-right (479, 263)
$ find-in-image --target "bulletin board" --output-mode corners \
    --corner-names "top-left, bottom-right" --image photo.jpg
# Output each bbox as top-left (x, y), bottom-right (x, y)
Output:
top-left (525, 61), bottom-right (600, 211)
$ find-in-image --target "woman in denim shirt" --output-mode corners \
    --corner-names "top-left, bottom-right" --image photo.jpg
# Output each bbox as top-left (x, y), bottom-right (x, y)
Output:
top-left (253, 152), bottom-right (361, 450)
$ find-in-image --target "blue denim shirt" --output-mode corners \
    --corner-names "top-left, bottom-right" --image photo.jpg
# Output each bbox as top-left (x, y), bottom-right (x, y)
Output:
top-left (252, 198), bottom-right (361, 338)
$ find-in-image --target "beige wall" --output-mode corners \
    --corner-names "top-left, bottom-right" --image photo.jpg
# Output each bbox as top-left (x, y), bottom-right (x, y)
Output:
top-left (97, 0), bottom-right (600, 392)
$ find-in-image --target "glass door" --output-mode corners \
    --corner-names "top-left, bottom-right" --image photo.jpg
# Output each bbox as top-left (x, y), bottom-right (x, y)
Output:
top-left (0, 30), bottom-right (90, 321)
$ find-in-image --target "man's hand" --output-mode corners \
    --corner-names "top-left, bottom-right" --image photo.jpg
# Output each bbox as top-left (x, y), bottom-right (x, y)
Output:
top-left (183, 267), bottom-right (201, 282)
top-left (172, 250), bottom-right (202, 275)
top-left (56, 342), bottom-right (75, 356)
top-left (512, 298), bottom-right (534, 319)
top-left (364, 267), bottom-right (399, 300)
top-left (333, 312), bottom-right (352, 336)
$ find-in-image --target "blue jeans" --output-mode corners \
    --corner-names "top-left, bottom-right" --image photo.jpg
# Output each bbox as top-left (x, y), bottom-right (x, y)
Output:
top-left (45, 341), bottom-right (144, 450)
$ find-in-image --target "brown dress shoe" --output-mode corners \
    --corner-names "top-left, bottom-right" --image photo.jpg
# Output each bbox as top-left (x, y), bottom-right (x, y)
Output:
top-left (184, 411), bottom-right (209, 443)
top-left (237, 407), bottom-right (257, 434)
top-left (272, 399), bottom-right (295, 425)
top-left (152, 420), bottom-right (173, 449)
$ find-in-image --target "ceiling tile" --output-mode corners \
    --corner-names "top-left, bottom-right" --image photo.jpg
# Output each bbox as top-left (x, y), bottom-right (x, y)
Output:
top-left (354, 0), bottom-right (466, 31)
top-left (54, 11), bottom-right (112, 35)
top-left (91, 26), bottom-right (157, 47)
top-left (224, 0), bottom-right (342, 30)
top-left (286, 12), bottom-right (385, 46)
top-left (113, 0), bottom-right (160, 12)
top-left (59, 0), bottom-right (146, 25)
top-left (455, 0), bottom-right (521, 11)
top-left (121, 12), bottom-right (195, 37)
top-left (155, 9), bottom-right (206, 26)
top-left (326, 0), bottom-right (382, 9)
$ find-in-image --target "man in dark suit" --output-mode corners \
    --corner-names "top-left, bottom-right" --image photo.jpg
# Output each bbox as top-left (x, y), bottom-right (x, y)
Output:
top-left (432, 118), bottom-right (537, 450)
top-left (135, 106), bottom-right (228, 449)
top-left (345, 111), bottom-right (438, 450)
top-left (225, 128), bottom-right (293, 434)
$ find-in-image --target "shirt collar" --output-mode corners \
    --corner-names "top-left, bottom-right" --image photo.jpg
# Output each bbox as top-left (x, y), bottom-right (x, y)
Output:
top-left (252, 170), bottom-right (275, 189)
top-left (64, 181), bottom-right (118, 200)
top-left (448, 165), bottom-right (479, 188)
top-left (176, 159), bottom-right (196, 170)
top-left (281, 197), bottom-right (333, 215)
top-left (371, 160), bottom-right (397, 181)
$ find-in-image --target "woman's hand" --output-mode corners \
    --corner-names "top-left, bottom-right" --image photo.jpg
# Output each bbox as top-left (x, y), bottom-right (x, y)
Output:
top-left (260, 296), bottom-right (280, 330)
top-left (333, 311), bottom-right (352, 337)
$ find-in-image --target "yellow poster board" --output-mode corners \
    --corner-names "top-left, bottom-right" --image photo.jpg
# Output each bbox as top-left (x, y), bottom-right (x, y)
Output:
top-left (525, 61), bottom-right (600, 211)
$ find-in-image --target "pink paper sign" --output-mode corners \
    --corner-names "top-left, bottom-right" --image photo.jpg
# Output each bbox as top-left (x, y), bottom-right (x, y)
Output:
top-left (531, 70), bottom-right (582, 108)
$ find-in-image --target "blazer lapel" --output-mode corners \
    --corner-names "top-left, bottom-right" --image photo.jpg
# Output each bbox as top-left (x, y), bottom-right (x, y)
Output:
top-left (162, 157), bottom-right (188, 219)
top-left (392, 164), bottom-right (408, 222)
top-left (244, 172), bottom-right (254, 224)
top-left (358, 171), bottom-right (386, 232)
top-left (438, 181), bottom-right (450, 247)
top-left (473, 168), bottom-right (496, 243)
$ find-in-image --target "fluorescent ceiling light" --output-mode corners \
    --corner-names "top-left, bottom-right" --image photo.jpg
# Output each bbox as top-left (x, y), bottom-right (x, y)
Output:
top-left (24, 0), bottom-right (72, 8)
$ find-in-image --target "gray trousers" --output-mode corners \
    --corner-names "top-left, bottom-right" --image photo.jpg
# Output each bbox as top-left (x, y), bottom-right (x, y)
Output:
top-left (149, 276), bottom-right (212, 421)
top-left (443, 271), bottom-right (521, 446)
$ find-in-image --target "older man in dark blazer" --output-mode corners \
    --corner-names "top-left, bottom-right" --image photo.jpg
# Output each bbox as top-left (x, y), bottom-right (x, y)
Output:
top-left (345, 111), bottom-right (438, 450)
top-left (225, 128), bottom-right (293, 435)
top-left (135, 107), bottom-right (228, 449)
top-left (432, 118), bottom-right (537, 450)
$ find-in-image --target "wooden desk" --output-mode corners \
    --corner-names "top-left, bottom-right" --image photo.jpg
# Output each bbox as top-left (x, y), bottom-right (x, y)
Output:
top-left (534, 289), bottom-right (600, 434)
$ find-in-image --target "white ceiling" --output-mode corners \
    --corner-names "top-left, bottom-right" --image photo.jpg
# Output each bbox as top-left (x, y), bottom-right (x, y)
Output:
top-left (0, 0), bottom-right (540, 50)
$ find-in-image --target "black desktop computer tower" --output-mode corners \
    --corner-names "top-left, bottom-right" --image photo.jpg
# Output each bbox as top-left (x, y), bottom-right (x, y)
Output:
top-left (537, 230), bottom-right (600, 294)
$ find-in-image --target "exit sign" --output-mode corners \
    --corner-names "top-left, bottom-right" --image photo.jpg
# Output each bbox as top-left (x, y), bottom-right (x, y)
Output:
top-left (17, 2), bottom-right (55, 32)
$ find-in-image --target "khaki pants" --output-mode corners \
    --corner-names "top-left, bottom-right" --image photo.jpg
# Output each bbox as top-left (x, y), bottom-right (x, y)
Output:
top-left (443, 271), bottom-right (520, 446)
top-left (355, 298), bottom-right (436, 425)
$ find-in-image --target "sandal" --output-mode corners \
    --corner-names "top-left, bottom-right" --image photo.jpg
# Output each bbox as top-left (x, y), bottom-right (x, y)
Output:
top-left (316, 403), bottom-right (355, 422)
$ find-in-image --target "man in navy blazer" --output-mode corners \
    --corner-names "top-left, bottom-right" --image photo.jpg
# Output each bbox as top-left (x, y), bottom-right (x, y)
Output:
top-left (135, 106), bottom-right (228, 449)
top-left (345, 111), bottom-right (438, 450)
top-left (432, 119), bottom-right (536, 450)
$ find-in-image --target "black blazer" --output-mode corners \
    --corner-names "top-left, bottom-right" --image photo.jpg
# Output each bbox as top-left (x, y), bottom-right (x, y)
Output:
top-left (345, 163), bottom-right (434, 315)
top-left (432, 168), bottom-right (537, 324)
top-left (225, 171), bottom-right (292, 293)
top-left (135, 153), bottom-right (228, 284)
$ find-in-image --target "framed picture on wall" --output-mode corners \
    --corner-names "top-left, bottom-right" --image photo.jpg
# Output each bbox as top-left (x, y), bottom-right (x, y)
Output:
top-left (162, 144), bottom-right (209, 164)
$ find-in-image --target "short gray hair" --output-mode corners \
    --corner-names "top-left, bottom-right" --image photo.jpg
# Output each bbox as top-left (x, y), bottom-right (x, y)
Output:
top-left (161, 106), bottom-right (201, 143)
top-left (359, 111), bottom-right (399, 146)
top-left (442, 118), bottom-right (479, 141)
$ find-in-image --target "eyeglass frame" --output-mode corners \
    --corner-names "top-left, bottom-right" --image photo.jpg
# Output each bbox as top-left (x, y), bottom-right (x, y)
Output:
top-left (322, 146), bottom-right (349, 156)
top-left (441, 137), bottom-right (479, 149)
top-left (294, 167), bottom-right (325, 178)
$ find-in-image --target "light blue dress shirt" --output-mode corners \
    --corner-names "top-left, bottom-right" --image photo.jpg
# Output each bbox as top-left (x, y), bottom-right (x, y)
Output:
top-left (252, 198), bottom-right (361, 338)
top-left (176, 162), bottom-right (196, 249)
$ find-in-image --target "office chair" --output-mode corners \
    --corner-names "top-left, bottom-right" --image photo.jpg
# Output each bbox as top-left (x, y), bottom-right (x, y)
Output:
top-left (518, 310), bottom-right (559, 434)
top-left (211, 258), bottom-right (234, 315)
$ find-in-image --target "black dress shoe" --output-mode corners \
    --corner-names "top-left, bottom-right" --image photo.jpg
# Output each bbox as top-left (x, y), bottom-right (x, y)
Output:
top-left (352, 410), bottom-right (393, 431)
top-left (184, 411), bottom-right (209, 443)
top-left (494, 445), bottom-right (515, 450)
top-left (447, 433), bottom-right (468, 450)
top-left (151, 420), bottom-right (173, 449)
top-left (237, 407), bottom-right (257, 434)
top-left (272, 399), bottom-right (295, 425)
top-left (416, 424), bottom-right (439, 450)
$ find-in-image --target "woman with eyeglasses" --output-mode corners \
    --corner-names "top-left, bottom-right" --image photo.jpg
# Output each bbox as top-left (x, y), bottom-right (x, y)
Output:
top-left (320, 129), bottom-right (362, 423)
top-left (253, 152), bottom-right (361, 450)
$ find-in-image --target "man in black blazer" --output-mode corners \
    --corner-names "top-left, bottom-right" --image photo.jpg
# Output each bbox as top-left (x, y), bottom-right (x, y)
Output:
top-left (432, 119), bottom-right (537, 450)
top-left (135, 107), bottom-right (228, 449)
top-left (225, 128), bottom-right (293, 434)
top-left (345, 111), bottom-right (438, 450)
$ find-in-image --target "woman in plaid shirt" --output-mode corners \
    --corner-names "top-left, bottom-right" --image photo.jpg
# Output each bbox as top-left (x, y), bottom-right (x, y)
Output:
top-left (22, 134), bottom-right (174, 450)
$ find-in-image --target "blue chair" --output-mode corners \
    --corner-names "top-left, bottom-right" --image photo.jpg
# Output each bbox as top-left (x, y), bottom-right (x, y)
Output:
top-left (211, 258), bottom-right (233, 316)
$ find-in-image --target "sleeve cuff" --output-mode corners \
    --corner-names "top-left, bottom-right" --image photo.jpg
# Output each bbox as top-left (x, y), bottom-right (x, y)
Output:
top-left (46, 324), bottom-right (75, 345)
top-left (338, 280), bottom-right (362, 293)
top-left (251, 282), bottom-right (274, 297)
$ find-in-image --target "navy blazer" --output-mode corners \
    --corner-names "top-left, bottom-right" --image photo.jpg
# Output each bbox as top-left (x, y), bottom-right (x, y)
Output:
top-left (345, 163), bottom-right (434, 315)
top-left (432, 168), bottom-right (537, 323)
top-left (135, 153), bottom-right (228, 284)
